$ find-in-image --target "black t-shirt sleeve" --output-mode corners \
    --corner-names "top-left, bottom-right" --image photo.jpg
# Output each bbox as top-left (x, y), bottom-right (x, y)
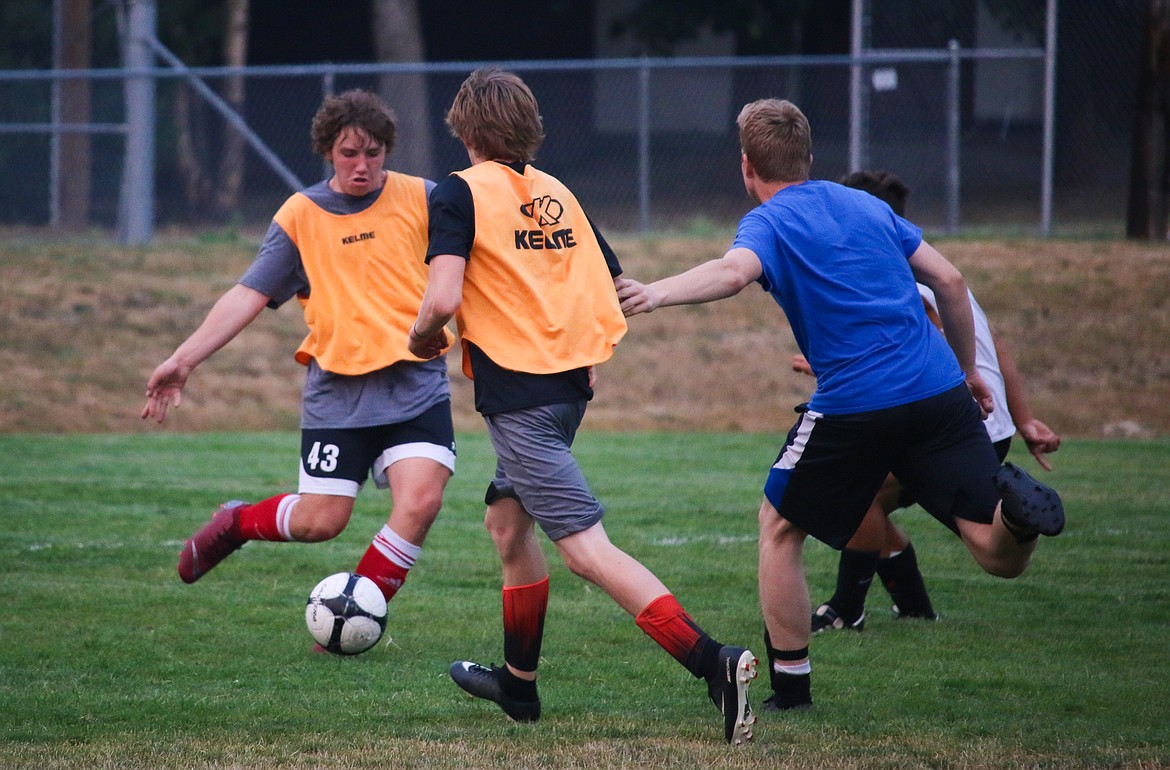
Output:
top-left (587, 213), bottom-right (622, 277)
top-left (426, 174), bottom-right (475, 262)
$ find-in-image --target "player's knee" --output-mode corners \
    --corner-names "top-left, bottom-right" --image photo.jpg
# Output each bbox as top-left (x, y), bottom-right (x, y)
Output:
top-left (981, 557), bottom-right (1029, 579)
top-left (559, 548), bottom-right (603, 584)
top-left (400, 486), bottom-right (445, 524)
top-left (296, 516), bottom-right (348, 542)
top-left (483, 514), bottom-right (527, 555)
top-left (293, 501), bottom-right (352, 542)
top-left (967, 537), bottom-right (1032, 579)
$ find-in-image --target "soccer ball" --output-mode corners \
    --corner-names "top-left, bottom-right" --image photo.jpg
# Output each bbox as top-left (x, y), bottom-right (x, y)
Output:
top-left (305, 572), bottom-right (387, 656)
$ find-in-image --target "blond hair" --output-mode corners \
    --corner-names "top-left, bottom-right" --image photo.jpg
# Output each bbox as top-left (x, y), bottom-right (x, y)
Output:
top-left (736, 99), bottom-right (812, 183)
top-left (446, 68), bottom-right (545, 163)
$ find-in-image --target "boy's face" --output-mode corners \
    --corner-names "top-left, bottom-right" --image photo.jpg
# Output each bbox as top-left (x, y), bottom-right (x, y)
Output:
top-left (326, 126), bottom-right (386, 196)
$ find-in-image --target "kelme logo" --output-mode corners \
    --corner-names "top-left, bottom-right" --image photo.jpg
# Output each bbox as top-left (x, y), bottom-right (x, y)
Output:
top-left (516, 195), bottom-right (575, 249)
top-left (520, 195), bottom-right (563, 227)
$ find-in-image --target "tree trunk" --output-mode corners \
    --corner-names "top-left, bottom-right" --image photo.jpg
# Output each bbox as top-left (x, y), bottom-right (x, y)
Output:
top-left (59, 0), bottom-right (91, 230)
top-left (372, 0), bottom-right (434, 179)
top-left (174, 84), bottom-right (213, 211)
top-left (1127, 0), bottom-right (1170, 239)
top-left (214, 0), bottom-right (249, 216)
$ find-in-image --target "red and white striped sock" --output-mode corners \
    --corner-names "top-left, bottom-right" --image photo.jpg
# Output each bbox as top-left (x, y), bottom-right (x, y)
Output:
top-left (355, 525), bottom-right (421, 602)
top-left (237, 494), bottom-right (299, 542)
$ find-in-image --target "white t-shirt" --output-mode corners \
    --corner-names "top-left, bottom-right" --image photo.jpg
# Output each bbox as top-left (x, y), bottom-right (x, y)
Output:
top-left (918, 285), bottom-right (1016, 443)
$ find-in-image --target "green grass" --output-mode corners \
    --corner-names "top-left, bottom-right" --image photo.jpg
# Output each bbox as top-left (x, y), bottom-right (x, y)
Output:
top-left (1, 432), bottom-right (1167, 769)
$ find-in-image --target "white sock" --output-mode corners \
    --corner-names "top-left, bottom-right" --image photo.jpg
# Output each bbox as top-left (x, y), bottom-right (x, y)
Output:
top-left (371, 525), bottom-right (421, 569)
top-left (275, 494), bottom-right (300, 541)
top-left (774, 660), bottom-right (811, 676)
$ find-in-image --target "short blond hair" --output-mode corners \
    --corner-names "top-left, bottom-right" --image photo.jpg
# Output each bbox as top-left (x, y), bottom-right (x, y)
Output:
top-left (736, 99), bottom-right (812, 183)
top-left (446, 68), bottom-right (544, 163)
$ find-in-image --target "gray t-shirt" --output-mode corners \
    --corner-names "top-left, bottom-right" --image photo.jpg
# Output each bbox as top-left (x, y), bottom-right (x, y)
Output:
top-left (239, 177), bottom-right (448, 430)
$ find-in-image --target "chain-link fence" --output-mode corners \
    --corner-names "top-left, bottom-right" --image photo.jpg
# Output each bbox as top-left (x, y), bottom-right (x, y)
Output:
top-left (0, 0), bottom-right (1142, 238)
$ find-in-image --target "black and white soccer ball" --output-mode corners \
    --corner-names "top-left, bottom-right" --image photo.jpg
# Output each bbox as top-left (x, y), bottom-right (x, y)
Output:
top-left (305, 572), bottom-right (387, 656)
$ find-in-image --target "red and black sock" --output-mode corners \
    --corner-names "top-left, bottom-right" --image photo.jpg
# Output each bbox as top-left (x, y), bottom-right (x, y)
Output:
top-left (503, 577), bottom-right (549, 674)
top-left (635, 593), bottom-right (720, 679)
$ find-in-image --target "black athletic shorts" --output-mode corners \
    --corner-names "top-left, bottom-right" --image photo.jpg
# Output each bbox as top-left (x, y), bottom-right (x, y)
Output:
top-left (764, 384), bottom-right (1001, 549)
top-left (298, 400), bottom-right (456, 497)
top-left (895, 435), bottom-right (1011, 510)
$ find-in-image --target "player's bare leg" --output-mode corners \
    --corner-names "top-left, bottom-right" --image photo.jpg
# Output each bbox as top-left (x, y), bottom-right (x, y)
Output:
top-left (556, 522), bottom-right (758, 745)
top-left (486, 496), bottom-right (549, 591)
top-left (353, 457), bottom-right (451, 602)
top-left (286, 493), bottom-right (355, 541)
top-left (957, 509), bottom-right (1037, 578)
top-left (450, 496), bottom-right (545, 722)
top-left (758, 500), bottom-right (814, 711)
top-left (384, 457), bottom-right (450, 544)
top-left (553, 522), bottom-right (669, 614)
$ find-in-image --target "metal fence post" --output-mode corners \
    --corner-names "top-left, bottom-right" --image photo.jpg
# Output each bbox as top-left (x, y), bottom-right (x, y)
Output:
top-left (638, 59), bottom-right (651, 234)
top-left (322, 70), bottom-right (334, 181)
top-left (1041, 0), bottom-right (1057, 235)
top-left (947, 39), bottom-right (961, 234)
top-left (117, 0), bottom-right (156, 245)
top-left (849, 0), bottom-right (870, 172)
top-left (50, 0), bottom-right (62, 229)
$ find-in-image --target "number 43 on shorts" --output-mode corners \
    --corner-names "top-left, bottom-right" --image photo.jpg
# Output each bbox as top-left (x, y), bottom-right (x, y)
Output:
top-left (306, 441), bottom-right (340, 472)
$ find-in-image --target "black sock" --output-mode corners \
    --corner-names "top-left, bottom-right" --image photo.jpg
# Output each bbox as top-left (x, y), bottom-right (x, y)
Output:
top-left (771, 671), bottom-right (812, 708)
top-left (828, 548), bottom-right (878, 621)
top-left (498, 666), bottom-right (539, 701)
top-left (764, 628), bottom-right (812, 707)
top-left (876, 543), bottom-right (936, 618)
top-left (693, 634), bottom-right (723, 681)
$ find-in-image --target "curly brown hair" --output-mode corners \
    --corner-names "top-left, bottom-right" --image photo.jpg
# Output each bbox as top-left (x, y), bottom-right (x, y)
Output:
top-left (309, 89), bottom-right (397, 158)
top-left (445, 68), bottom-right (544, 163)
top-left (839, 170), bottom-right (909, 216)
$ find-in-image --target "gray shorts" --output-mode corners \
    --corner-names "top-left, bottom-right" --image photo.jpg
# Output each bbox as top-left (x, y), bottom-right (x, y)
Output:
top-left (483, 402), bottom-right (604, 541)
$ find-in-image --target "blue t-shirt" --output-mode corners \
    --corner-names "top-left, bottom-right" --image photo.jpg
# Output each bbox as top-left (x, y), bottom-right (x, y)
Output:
top-left (732, 179), bottom-right (964, 414)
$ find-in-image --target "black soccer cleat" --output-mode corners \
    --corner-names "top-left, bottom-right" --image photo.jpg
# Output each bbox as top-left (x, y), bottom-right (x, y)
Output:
top-left (706, 646), bottom-right (758, 745)
top-left (994, 462), bottom-right (1065, 539)
top-left (449, 661), bottom-right (540, 722)
top-left (892, 604), bottom-right (940, 621)
top-left (762, 693), bottom-right (814, 713)
top-left (810, 603), bottom-right (864, 633)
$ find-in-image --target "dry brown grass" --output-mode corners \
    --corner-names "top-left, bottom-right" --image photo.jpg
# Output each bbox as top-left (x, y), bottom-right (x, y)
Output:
top-left (2, 232), bottom-right (1168, 438)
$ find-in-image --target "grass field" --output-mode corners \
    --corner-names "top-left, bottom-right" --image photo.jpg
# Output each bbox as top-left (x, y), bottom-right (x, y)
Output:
top-left (1, 431), bottom-right (1167, 769)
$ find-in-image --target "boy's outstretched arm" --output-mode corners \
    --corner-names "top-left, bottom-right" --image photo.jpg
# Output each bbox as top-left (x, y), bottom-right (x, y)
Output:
top-left (616, 248), bottom-right (762, 317)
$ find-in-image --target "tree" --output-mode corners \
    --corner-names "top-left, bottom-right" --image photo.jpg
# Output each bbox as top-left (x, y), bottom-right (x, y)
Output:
top-left (58, 0), bottom-right (92, 230)
top-left (215, 0), bottom-right (249, 215)
top-left (372, 0), bottom-right (433, 179)
top-left (1127, 0), bottom-right (1170, 239)
top-left (609, 0), bottom-right (844, 55)
top-left (162, 0), bottom-right (249, 223)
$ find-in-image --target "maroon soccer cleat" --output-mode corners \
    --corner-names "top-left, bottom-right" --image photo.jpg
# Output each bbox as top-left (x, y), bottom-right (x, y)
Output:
top-left (177, 500), bottom-right (248, 583)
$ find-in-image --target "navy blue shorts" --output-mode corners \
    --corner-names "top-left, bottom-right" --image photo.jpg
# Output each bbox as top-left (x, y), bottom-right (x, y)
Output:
top-left (764, 384), bottom-right (1001, 549)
